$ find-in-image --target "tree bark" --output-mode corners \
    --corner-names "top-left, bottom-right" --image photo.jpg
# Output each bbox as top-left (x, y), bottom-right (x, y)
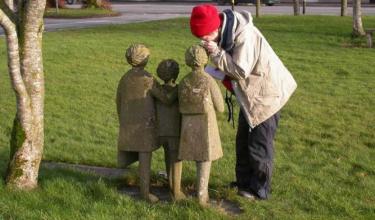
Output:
top-left (293, 0), bottom-right (300, 16)
top-left (302, 0), bottom-right (306, 15)
top-left (352, 0), bottom-right (366, 36)
top-left (4, 0), bottom-right (14, 11)
top-left (341, 0), bottom-right (347, 16)
top-left (0, 0), bottom-right (46, 190)
top-left (256, 0), bottom-right (261, 18)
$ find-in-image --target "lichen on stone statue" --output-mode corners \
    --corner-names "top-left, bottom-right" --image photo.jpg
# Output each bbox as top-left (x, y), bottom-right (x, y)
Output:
top-left (125, 44), bottom-right (150, 67)
top-left (116, 43), bottom-right (161, 203)
top-left (185, 44), bottom-right (208, 67)
top-left (178, 45), bottom-right (225, 206)
top-left (156, 59), bottom-right (179, 82)
top-left (153, 59), bottom-right (185, 201)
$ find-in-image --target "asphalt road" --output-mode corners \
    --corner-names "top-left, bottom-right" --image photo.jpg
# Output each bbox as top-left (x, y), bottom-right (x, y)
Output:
top-left (9, 3), bottom-right (375, 33)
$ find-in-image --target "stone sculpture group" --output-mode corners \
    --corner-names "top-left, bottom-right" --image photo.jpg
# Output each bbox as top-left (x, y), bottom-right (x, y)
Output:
top-left (116, 43), bottom-right (224, 206)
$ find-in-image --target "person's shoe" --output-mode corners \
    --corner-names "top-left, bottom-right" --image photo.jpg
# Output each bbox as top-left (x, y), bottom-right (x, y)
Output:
top-left (237, 189), bottom-right (257, 201)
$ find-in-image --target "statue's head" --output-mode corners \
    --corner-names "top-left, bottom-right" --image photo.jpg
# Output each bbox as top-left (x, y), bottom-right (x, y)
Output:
top-left (157, 59), bottom-right (179, 83)
top-left (185, 45), bottom-right (208, 68)
top-left (125, 43), bottom-right (150, 67)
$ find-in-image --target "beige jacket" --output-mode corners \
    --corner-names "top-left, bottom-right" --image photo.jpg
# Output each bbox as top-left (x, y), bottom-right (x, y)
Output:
top-left (211, 11), bottom-right (297, 128)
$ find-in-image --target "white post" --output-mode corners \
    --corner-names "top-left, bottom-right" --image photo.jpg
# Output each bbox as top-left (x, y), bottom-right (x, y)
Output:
top-left (55, 0), bottom-right (59, 13)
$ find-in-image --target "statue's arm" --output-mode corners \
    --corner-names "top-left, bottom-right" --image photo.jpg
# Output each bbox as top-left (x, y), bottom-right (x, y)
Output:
top-left (150, 80), bottom-right (176, 105)
top-left (209, 78), bottom-right (225, 113)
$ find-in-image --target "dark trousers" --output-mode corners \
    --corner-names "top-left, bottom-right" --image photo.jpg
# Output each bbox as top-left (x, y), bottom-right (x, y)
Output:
top-left (235, 110), bottom-right (280, 199)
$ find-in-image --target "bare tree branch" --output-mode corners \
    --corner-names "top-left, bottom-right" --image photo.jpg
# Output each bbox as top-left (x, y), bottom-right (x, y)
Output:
top-left (0, 8), bottom-right (32, 132)
top-left (293, 0), bottom-right (300, 16)
top-left (0, 1), bottom-right (17, 23)
top-left (341, 0), bottom-right (347, 16)
top-left (4, 0), bottom-right (14, 11)
top-left (256, 0), bottom-right (261, 18)
top-left (353, 0), bottom-right (365, 36)
top-left (2, 0), bottom-right (46, 190)
top-left (19, 0), bottom-right (46, 125)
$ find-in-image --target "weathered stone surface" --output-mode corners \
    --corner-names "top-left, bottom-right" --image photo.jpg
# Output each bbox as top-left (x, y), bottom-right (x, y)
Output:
top-left (116, 68), bottom-right (158, 152)
top-left (125, 43), bottom-right (150, 67)
top-left (156, 59), bottom-right (179, 84)
top-left (185, 45), bottom-right (208, 69)
top-left (178, 45), bottom-right (224, 162)
top-left (116, 45), bottom-right (182, 202)
top-left (178, 45), bottom-right (225, 206)
top-left (153, 59), bottom-right (185, 200)
top-left (179, 72), bottom-right (211, 114)
top-left (116, 44), bottom-right (159, 153)
top-left (155, 92), bottom-right (180, 137)
top-left (154, 59), bottom-right (180, 137)
top-left (197, 161), bottom-right (211, 206)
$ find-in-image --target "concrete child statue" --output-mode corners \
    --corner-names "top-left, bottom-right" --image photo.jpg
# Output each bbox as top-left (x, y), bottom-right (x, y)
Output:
top-left (154, 59), bottom-right (186, 201)
top-left (116, 43), bottom-right (169, 203)
top-left (178, 45), bottom-right (224, 206)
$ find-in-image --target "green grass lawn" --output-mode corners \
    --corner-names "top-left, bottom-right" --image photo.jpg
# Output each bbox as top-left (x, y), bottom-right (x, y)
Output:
top-left (0, 16), bottom-right (374, 219)
top-left (44, 8), bottom-right (120, 18)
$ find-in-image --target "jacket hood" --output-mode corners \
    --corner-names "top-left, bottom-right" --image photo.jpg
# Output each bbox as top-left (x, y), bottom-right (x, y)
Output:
top-left (219, 10), bottom-right (254, 53)
top-left (234, 10), bottom-right (254, 36)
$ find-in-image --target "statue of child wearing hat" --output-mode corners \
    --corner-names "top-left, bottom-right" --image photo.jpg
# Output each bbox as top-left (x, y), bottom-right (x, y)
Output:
top-left (178, 45), bottom-right (224, 206)
top-left (116, 43), bottom-right (170, 203)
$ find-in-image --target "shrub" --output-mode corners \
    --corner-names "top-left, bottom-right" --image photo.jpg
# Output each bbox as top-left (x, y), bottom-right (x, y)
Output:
top-left (46, 0), bottom-right (66, 9)
top-left (82, 0), bottom-right (112, 10)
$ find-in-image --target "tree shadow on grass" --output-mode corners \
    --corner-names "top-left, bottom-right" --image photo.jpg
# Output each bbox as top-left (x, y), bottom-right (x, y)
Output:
top-left (0, 148), bottom-right (9, 185)
top-left (342, 35), bottom-right (371, 48)
top-left (0, 160), bottom-right (243, 217)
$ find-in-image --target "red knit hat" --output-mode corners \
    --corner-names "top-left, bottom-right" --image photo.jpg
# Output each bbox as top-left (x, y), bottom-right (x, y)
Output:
top-left (190, 4), bottom-right (221, 38)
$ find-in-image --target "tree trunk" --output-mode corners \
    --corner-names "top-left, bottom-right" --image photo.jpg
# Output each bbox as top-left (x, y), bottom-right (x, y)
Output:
top-left (302, 0), bottom-right (306, 15)
top-left (256, 0), bottom-right (261, 18)
top-left (341, 0), bottom-right (348, 16)
top-left (293, 0), bottom-right (300, 16)
top-left (0, 0), bottom-right (46, 190)
top-left (4, 0), bottom-right (14, 11)
top-left (353, 0), bottom-right (366, 36)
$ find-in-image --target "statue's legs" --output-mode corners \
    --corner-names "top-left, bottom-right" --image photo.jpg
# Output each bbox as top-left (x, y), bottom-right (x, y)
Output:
top-left (139, 152), bottom-right (159, 203)
top-left (162, 144), bottom-right (172, 189)
top-left (196, 161), bottom-right (211, 206)
top-left (170, 150), bottom-right (185, 201)
top-left (163, 138), bottom-right (186, 201)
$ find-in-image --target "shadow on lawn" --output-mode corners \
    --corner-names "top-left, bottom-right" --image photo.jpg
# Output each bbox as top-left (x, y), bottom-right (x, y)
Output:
top-left (0, 148), bottom-right (9, 184)
top-left (39, 161), bottom-right (243, 215)
top-left (0, 152), bottom-right (244, 216)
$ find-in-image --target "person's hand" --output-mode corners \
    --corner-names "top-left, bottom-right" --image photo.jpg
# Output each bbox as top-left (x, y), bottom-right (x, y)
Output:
top-left (201, 40), bottom-right (220, 55)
